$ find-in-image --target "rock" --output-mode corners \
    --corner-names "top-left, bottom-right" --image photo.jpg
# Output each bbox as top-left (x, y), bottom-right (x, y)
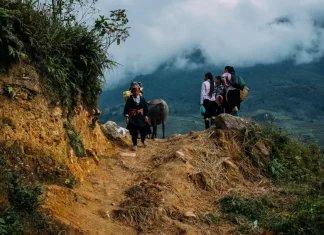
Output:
top-left (101, 121), bottom-right (131, 147)
top-left (184, 211), bottom-right (197, 218)
top-left (175, 151), bottom-right (185, 158)
top-left (214, 113), bottom-right (255, 131)
top-left (119, 152), bottom-right (136, 158)
top-left (256, 141), bottom-right (270, 156)
top-left (98, 209), bottom-right (110, 219)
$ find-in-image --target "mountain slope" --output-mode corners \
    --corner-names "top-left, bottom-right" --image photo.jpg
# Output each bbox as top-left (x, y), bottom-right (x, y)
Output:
top-left (99, 58), bottom-right (324, 145)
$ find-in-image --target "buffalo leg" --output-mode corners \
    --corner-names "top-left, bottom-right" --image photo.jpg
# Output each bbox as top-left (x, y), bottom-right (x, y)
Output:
top-left (162, 121), bottom-right (166, 139)
top-left (151, 120), bottom-right (156, 139)
top-left (153, 124), bottom-right (157, 139)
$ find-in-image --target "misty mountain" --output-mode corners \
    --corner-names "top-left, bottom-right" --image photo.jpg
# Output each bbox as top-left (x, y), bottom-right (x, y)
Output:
top-left (99, 56), bottom-right (324, 145)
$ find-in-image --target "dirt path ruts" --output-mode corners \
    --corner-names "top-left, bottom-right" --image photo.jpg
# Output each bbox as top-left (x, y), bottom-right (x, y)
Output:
top-left (45, 138), bottom-right (169, 235)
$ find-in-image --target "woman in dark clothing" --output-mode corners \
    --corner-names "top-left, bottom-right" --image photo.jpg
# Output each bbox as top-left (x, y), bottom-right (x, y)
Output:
top-left (123, 84), bottom-right (150, 150)
top-left (222, 66), bottom-right (240, 116)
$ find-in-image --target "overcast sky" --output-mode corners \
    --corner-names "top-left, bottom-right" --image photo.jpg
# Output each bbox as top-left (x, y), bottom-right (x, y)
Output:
top-left (96, 0), bottom-right (324, 87)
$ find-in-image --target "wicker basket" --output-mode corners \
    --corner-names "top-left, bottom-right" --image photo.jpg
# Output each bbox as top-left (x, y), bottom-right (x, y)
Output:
top-left (240, 86), bottom-right (249, 102)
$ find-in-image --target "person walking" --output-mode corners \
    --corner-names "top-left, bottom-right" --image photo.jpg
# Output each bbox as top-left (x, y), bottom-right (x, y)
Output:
top-left (123, 84), bottom-right (150, 150)
top-left (200, 72), bottom-right (216, 129)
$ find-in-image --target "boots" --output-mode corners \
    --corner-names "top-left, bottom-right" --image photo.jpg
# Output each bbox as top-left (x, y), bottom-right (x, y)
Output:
top-left (211, 116), bottom-right (216, 126)
top-left (204, 119), bottom-right (210, 129)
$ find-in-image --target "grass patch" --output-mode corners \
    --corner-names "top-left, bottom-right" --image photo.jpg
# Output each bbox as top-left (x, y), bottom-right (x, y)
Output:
top-left (219, 195), bottom-right (271, 221)
top-left (64, 121), bottom-right (86, 157)
top-left (65, 174), bottom-right (79, 189)
top-left (218, 123), bottom-right (324, 234)
top-left (202, 212), bottom-right (220, 226)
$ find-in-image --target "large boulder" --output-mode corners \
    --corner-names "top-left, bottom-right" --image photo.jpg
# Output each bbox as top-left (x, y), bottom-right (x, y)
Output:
top-left (214, 114), bottom-right (255, 131)
top-left (101, 121), bottom-right (132, 147)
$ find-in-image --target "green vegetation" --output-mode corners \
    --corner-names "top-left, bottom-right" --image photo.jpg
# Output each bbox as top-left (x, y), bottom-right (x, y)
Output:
top-left (259, 123), bottom-right (324, 184)
top-left (64, 121), bottom-right (86, 157)
top-left (202, 212), bottom-right (220, 226)
top-left (0, 143), bottom-right (53, 234)
top-left (0, 0), bottom-right (129, 109)
top-left (65, 174), bottom-right (79, 188)
top-left (218, 123), bottom-right (324, 234)
top-left (219, 195), bottom-right (271, 221)
top-left (4, 86), bottom-right (16, 98)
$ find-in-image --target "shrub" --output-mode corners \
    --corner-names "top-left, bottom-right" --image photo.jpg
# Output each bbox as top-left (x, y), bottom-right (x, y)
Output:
top-left (219, 195), bottom-right (271, 221)
top-left (220, 123), bottom-right (324, 234)
top-left (7, 178), bottom-right (44, 213)
top-left (249, 123), bottom-right (324, 185)
top-left (0, 144), bottom-right (47, 234)
top-left (0, 0), bottom-right (130, 109)
top-left (64, 121), bottom-right (86, 157)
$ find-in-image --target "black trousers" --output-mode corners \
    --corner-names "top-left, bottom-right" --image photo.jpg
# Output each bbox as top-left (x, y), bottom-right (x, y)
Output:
top-left (127, 123), bottom-right (149, 146)
top-left (226, 89), bottom-right (240, 113)
top-left (203, 99), bottom-right (217, 119)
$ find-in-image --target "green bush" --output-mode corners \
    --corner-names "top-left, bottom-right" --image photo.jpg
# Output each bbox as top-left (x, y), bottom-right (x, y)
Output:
top-left (64, 121), bottom-right (86, 157)
top-left (8, 179), bottom-right (44, 213)
top-left (0, 0), bottom-right (129, 109)
top-left (264, 196), bottom-right (324, 235)
top-left (0, 145), bottom-right (47, 234)
top-left (0, 5), bottom-right (26, 69)
top-left (219, 195), bottom-right (271, 221)
top-left (220, 123), bottom-right (324, 234)
top-left (259, 123), bottom-right (324, 184)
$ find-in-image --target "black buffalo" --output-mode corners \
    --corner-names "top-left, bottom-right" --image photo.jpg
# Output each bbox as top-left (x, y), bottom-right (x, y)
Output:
top-left (147, 99), bottom-right (169, 139)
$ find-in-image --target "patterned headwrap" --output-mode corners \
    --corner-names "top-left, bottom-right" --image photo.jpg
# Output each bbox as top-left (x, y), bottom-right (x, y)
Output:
top-left (131, 84), bottom-right (140, 90)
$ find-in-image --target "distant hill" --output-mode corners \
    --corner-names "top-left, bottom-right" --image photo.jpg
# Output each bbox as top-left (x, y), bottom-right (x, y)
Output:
top-left (99, 56), bottom-right (324, 145)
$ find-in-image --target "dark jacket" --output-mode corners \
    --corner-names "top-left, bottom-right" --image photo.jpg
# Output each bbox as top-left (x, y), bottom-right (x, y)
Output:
top-left (123, 95), bottom-right (149, 127)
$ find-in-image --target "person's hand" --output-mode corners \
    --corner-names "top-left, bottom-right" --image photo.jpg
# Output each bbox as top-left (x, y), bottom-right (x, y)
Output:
top-left (126, 116), bottom-right (129, 124)
top-left (145, 116), bottom-right (149, 122)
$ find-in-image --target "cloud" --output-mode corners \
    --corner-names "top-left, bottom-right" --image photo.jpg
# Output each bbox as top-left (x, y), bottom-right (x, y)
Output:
top-left (96, 0), bottom-right (324, 87)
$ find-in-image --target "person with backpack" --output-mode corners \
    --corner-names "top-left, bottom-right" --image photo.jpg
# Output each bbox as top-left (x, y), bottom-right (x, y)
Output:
top-left (123, 84), bottom-right (150, 151)
top-left (200, 72), bottom-right (216, 129)
top-left (221, 66), bottom-right (240, 116)
top-left (123, 81), bottom-right (144, 101)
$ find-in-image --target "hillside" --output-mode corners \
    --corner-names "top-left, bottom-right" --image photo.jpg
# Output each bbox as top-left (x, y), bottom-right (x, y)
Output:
top-left (1, 63), bottom-right (324, 234)
top-left (1, 2), bottom-right (324, 234)
top-left (99, 57), bottom-right (324, 145)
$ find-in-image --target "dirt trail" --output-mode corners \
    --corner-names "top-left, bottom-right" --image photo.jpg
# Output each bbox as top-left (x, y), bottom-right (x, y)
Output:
top-left (44, 127), bottom-right (272, 235)
top-left (45, 138), bottom-right (172, 235)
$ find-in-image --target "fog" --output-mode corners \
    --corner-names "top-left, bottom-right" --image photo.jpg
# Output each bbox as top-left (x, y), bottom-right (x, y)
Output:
top-left (96, 0), bottom-right (324, 87)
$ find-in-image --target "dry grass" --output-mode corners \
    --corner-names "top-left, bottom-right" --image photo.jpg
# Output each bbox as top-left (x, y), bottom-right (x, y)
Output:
top-left (179, 129), bottom-right (271, 198)
top-left (113, 127), bottom-right (274, 233)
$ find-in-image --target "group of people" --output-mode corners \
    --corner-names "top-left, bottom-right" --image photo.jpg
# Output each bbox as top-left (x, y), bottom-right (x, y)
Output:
top-left (123, 65), bottom-right (242, 150)
top-left (200, 66), bottom-right (241, 129)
